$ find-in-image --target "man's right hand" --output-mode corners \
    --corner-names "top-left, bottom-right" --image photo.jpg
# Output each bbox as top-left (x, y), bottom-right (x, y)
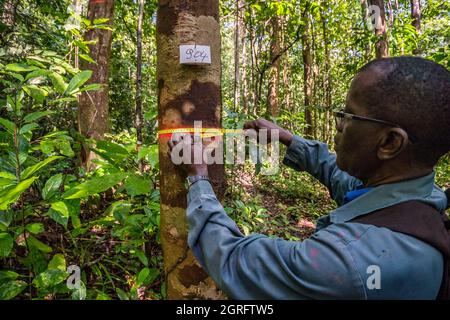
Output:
top-left (243, 118), bottom-right (294, 147)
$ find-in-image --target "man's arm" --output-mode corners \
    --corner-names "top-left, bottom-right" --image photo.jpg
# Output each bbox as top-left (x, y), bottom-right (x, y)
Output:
top-left (243, 119), bottom-right (362, 205)
top-left (283, 135), bottom-right (362, 205)
top-left (187, 180), bottom-right (364, 299)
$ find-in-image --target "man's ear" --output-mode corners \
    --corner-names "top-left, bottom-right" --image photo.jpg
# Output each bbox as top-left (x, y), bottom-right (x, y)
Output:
top-left (377, 128), bottom-right (409, 160)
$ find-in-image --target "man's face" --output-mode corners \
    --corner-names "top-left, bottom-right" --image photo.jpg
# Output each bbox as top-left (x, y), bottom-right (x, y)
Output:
top-left (334, 70), bottom-right (384, 181)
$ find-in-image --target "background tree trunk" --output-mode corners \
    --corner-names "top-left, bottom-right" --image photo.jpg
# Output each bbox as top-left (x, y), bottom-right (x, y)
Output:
top-left (267, 1), bottom-right (280, 118)
top-left (410, 0), bottom-right (421, 54)
top-left (156, 0), bottom-right (225, 300)
top-left (361, 0), bottom-right (373, 60)
top-left (369, 0), bottom-right (389, 58)
top-left (302, 3), bottom-right (313, 138)
top-left (233, 0), bottom-right (241, 112)
top-left (240, 0), bottom-right (248, 114)
top-left (135, 0), bottom-right (144, 161)
top-left (321, 0), bottom-right (332, 144)
top-left (78, 0), bottom-right (115, 168)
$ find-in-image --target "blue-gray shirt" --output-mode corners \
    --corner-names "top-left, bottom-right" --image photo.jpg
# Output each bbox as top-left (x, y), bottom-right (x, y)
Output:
top-left (186, 135), bottom-right (448, 299)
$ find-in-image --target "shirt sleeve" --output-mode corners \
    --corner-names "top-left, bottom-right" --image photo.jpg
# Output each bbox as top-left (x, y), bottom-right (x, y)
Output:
top-left (282, 135), bottom-right (363, 205)
top-left (186, 180), bottom-right (365, 299)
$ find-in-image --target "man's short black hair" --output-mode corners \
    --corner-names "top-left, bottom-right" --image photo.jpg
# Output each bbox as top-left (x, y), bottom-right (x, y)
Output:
top-left (357, 56), bottom-right (450, 167)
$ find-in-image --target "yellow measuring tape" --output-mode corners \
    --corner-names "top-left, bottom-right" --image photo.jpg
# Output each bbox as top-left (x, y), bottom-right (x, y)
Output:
top-left (158, 128), bottom-right (244, 138)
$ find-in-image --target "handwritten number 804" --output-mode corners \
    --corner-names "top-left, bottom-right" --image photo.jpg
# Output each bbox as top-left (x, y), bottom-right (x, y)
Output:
top-left (185, 48), bottom-right (208, 62)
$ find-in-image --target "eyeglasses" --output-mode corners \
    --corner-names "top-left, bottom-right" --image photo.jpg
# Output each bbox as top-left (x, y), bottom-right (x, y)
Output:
top-left (333, 110), bottom-right (417, 143)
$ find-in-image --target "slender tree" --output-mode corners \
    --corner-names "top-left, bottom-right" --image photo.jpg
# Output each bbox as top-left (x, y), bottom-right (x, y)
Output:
top-left (78, 0), bottom-right (115, 169)
top-left (135, 0), bottom-right (144, 162)
top-left (369, 0), bottom-right (389, 58)
top-left (267, 0), bottom-right (281, 118)
top-left (410, 0), bottom-right (421, 54)
top-left (233, 0), bottom-right (241, 112)
top-left (156, 0), bottom-right (225, 300)
top-left (302, 2), bottom-right (313, 138)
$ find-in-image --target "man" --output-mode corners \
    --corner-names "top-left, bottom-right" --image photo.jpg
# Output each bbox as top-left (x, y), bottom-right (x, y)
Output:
top-left (168, 57), bottom-right (450, 299)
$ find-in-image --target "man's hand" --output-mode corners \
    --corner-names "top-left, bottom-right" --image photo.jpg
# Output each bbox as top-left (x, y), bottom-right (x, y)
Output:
top-left (243, 118), bottom-right (294, 146)
top-left (167, 135), bottom-right (209, 177)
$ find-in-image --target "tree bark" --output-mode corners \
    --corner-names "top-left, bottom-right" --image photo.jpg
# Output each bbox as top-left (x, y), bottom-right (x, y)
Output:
top-left (302, 3), bottom-right (313, 138)
top-left (410, 0), bottom-right (421, 54)
top-left (321, 0), bottom-right (332, 144)
top-left (267, 1), bottom-right (281, 118)
top-left (135, 0), bottom-right (144, 159)
top-left (361, 0), bottom-right (372, 60)
top-left (78, 0), bottom-right (115, 168)
top-left (233, 0), bottom-right (241, 112)
top-left (369, 0), bottom-right (389, 58)
top-left (156, 0), bottom-right (225, 300)
top-left (240, 0), bottom-right (248, 114)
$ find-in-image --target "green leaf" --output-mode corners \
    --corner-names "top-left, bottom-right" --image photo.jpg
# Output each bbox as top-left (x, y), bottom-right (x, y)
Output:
top-left (0, 280), bottom-right (27, 299)
top-left (33, 269), bottom-right (68, 289)
top-left (5, 63), bottom-right (37, 72)
top-left (49, 72), bottom-right (68, 94)
top-left (65, 70), bottom-right (92, 95)
top-left (42, 174), bottom-right (63, 200)
top-left (137, 268), bottom-right (150, 286)
top-left (79, 53), bottom-right (96, 64)
top-left (25, 69), bottom-right (52, 81)
top-left (0, 172), bottom-right (16, 180)
top-left (40, 140), bottom-right (54, 154)
top-left (63, 172), bottom-right (127, 199)
top-left (0, 270), bottom-right (19, 283)
top-left (48, 253), bottom-right (66, 271)
top-left (48, 201), bottom-right (69, 228)
top-left (23, 111), bottom-right (53, 123)
top-left (6, 72), bottom-right (24, 82)
top-left (19, 123), bottom-right (39, 135)
top-left (0, 117), bottom-right (15, 134)
top-left (21, 156), bottom-right (62, 180)
top-left (95, 291), bottom-right (111, 300)
top-left (58, 140), bottom-right (74, 157)
top-left (134, 250), bottom-right (148, 266)
top-left (27, 235), bottom-right (52, 253)
top-left (71, 281), bottom-right (87, 300)
top-left (26, 223), bottom-right (45, 235)
top-left (125, 175), bottom-right (152, 197)
top-left (0, 177), bottom-right (38, 210)
top-left (116, 288), bottom-right (129, 300)
top-left (93, 18), bottom-right (110, 25)
top-left (0, 232), bottom-right (13, 257)
top-left (23, 85), bottom-right (48, 104)
top-left (79, 83), bottom-right (103, 92)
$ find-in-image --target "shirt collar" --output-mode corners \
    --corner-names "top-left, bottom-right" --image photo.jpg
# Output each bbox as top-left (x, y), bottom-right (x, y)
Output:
top-left (343, 186), bottom-right (374, 204)
top-left (329, 171), bottom-right (447, 224)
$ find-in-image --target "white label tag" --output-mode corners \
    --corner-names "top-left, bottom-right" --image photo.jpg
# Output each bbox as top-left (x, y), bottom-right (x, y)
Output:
top-left (179, 45), bottom-right (211, 65)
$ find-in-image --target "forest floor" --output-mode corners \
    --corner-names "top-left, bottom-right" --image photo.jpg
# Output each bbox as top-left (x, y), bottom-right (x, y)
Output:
top-left (225, 164), bottom-right (337, 241)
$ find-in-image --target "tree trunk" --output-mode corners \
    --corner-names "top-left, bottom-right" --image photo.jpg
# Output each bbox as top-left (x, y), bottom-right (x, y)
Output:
top-left (369, 0), bottom-right (389, 58)
top-left (78, 0), bottom-right (115, 168)
top-left (240, 0), bottom-right (248, 114)
top-left (361, 0), bottom-right (372, 60)
top-left (233, 0), bottom-right (241, 112)
top-left (410, 0), bottom-right (421, 54)
top-left (135, 0), bottom-right (144, 160)
top-left (302, 3), bottom-right (313, 138)
top-left (156, 0), bottom-right (225, 300)
top-left (1, 0), bottom-right (16, 26)
top-left (267, 1), bottom-right (280, 118)
top-left (321, 0), bottom-right (332, 144)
